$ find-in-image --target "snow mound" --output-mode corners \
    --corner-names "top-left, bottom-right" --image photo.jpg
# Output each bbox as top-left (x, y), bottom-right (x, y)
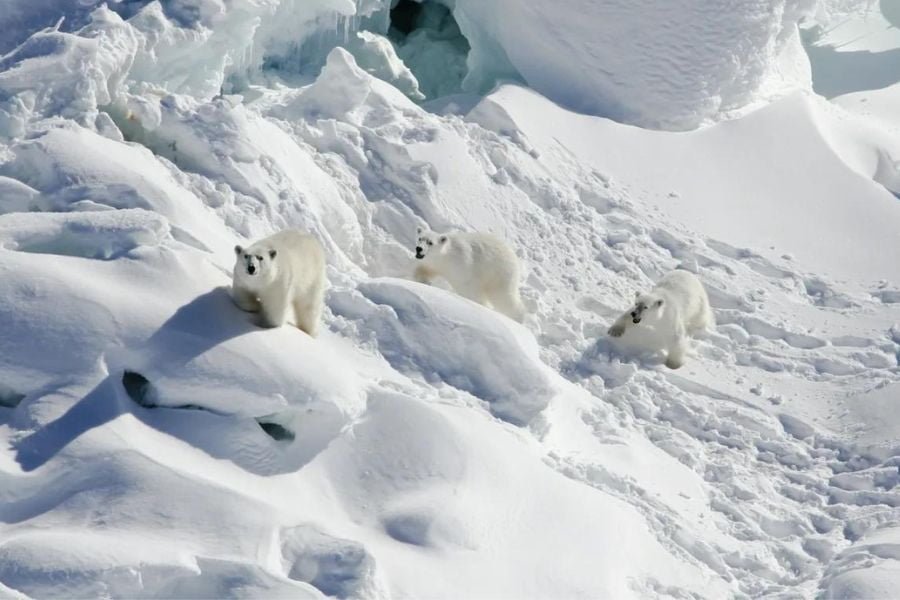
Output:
top-left (0, 530), bottom-right (318, 599)
top-left (315, 390), bottom-right (723, 597)
top-left (0, 125), bottom-right (233, 253)
top-left (822, 525), bottom-right (900, 599)
top-left (271, 47), bottom-right (415, 124)
top-left (280, 525), bottom-right (375, 598)
top-left (333, 278), bottom-right (554, 425)
top-left (0, 176), bottom-right (42, 213)
top-left (0, 208), bottom-right (168, 259)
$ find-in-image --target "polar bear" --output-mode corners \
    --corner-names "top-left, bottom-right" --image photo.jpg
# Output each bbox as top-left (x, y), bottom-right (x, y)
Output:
top-left (232, 230), bottom-right (326, 336)
top-left (607, 270), bottom-right (715, 369)
top-left (413, 227), bottom-right (526, 322)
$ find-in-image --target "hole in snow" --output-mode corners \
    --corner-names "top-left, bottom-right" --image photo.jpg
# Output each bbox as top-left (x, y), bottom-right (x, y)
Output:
top-left (122, 370), bottom-right (158, 408)
top-left (383, 512), bottom-right (431, 546)
top-left (387, 0), bottom-right (470, 100)
top-left (257, 421), bottom-right (295, 442)
top-left (0, 383), bottom-right (25, 409)
top-left (122, 370), bottom-right (210, 412)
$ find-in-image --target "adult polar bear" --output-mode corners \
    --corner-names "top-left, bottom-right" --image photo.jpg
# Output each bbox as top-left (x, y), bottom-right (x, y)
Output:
top-left (413, 227), bottom-right (527, 322)
top-left (231, 230), bottom-right (326, 336)
top-left (608, 270), bottom-right (714, 369)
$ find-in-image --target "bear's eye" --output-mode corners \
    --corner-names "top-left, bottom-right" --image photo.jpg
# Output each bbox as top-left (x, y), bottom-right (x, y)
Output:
top-left (427, 240), bottom-right (433, 246)
top-left (256, 255), bottom-right (263, 261)
top-left (244, 254), bottom-right (250, 260)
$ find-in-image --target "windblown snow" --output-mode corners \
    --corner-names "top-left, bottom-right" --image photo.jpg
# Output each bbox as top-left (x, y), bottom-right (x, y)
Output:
top-left (1, 0), bottom-right (899, 598)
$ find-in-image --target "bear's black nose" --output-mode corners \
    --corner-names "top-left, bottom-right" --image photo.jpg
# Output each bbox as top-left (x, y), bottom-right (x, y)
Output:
top-left (248, 265), bottom-right (256, 275)
top-left (631, 311), bottom-right (637, 318)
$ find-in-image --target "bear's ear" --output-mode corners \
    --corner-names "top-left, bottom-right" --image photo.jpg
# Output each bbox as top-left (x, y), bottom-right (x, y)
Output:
top-left (269, 249), bottom-right (277, 259)
top-left (416, 225), bottom-right (423, 235)
top-left (234, 245), bottom-right (243, 256)
top-left (634, 291), bottom-right (641, 300)
top-left (439, 235), bottom-right (448, 244)
top-left (654, 298), bottom-right (664, 307)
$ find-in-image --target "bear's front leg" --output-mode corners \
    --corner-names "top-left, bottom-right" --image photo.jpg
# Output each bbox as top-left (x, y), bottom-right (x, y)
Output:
top-left (413, 265), bottom-right (435, 285)
top-left (231, 286), bottom-right (260, 312)
top-left (607, 312), bottom-right (631, 337)
top-left (259, 289), bottom-right (290, 328)
top-left (665, 333), bottom-right (688, 369)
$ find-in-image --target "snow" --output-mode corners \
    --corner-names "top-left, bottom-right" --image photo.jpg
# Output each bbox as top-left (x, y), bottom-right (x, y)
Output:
top-left (1, 0), bottom-right (900, 597)
top-left (453, 0), bottom-right (817, 128)
top-left (0, 209), bottom-right (169, 259)
top-left (334, 278), bottom-right (554, 425)
top-left (484, 85), bottom-right (900, 282)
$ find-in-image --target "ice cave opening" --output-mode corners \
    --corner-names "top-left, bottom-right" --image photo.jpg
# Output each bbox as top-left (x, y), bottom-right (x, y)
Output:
top-left (385, 0), bottom-right (471, 101)
top-left (248, 0), bottom-right (479, 105)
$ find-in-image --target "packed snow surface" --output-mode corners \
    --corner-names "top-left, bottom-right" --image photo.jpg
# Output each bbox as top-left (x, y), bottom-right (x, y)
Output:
top-left (1, 0), bottom-right (900, 598)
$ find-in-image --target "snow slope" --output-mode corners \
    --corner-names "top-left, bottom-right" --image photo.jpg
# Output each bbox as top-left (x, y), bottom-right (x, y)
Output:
top-left (1, 1), bottom-right (899, 598)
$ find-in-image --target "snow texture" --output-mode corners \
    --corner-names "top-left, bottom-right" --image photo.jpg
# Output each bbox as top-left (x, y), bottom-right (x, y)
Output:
top-left (1, 0), bottom-right (900, 597)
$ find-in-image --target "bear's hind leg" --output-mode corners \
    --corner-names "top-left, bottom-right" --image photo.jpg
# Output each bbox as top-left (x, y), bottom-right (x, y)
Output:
top-left (452, 282), bottom-right (489, 307)
top-left (487, 285), bottom-right (526, 322)
top-left (294, 301), bottom-right (322, 337)
top-left (688, 301), bottom-right (715, 334)
top-left (293, 284), bottom-right (325, 338)
top-left (665, 335), bottom-right (688, 369)
top-left (701, 303), bottom-right (716, 331)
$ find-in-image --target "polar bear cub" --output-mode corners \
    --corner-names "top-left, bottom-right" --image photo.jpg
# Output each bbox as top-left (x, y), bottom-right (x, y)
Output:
top-left (413, 227), bottom-right (526, 322)
top-left (231, 230), bottom-right (326, 336)
top-left (607, 270), bottom-right (714, 369)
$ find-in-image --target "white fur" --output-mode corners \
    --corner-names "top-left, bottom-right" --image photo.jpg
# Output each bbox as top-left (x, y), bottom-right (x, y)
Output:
top-left (607, 270), bottom-right (715, 369)
top-left (413, 227), bottom-right (526, 322)
top-left (231, 230), bottom-right (326, 336)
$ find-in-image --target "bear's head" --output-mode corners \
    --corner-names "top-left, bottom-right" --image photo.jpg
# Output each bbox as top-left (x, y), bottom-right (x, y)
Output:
top-left (234, 244), bottom-right (278, 288)
top-left (629, 292), bottom-right (664, 325)
top-left (414, 226), bottom-right (448, 260)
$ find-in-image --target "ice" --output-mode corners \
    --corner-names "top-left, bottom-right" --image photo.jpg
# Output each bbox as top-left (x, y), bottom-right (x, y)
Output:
top-left (388, 1), bottom-right (469, 101)
top-left (0, 8), bottom-right (137, 124)
top-left (348, 31), bottom-right (424, 101)
top-left (452, 0), bottom-right (817, 128)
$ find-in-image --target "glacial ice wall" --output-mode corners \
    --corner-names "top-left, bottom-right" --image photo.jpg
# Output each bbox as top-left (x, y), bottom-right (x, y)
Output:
top-left (1, 0), bottom-right (818, 129)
